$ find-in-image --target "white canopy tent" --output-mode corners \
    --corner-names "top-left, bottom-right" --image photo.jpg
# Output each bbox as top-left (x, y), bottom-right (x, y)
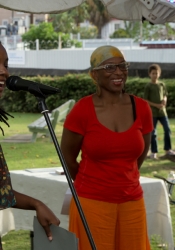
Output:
top-left (0, 0), bottom-right (84, 14)
top-left (0, 0), bottom-right (175, 24)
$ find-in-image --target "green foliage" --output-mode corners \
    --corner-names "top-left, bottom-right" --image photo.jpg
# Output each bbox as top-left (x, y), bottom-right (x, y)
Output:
top-left (110, 28), bottom-right (130, 38)
top-left (67, 2), bottom-right (90, 27)
top-left (141, 22), bottom-right (175, 41)
top-left (86, 0), bottom-right (110, 37)
top-left (110, 21), bottom-right (140, 39)
top-left (22, 22), bottom-right (57, 49)
top-left (150, 235), bottom-right (169, 250)
top-left (2, 230), bottom-right (30, 250)
top-left (124, 21), bottom-right (140, 39)
top-left (125, 77), bottom-right (147, 98)
top-left (1, 74), bottom-right (95, 113)
top-left (92, 0), bottom-right (106, 12)
top-left (49, 12), bottom-right (76, 33)
top-left (164, 23), bottom-right (175, 40)
top-left (78, 26), bottom-right (98, 39)
top-left (110, 20), bottom-right (175, 41)
top-left (21, 22), bottom-right (80, 49)
top-left (58, 33), bottom-right (73, 48)
top-left (22, 22), bottom-right (56, 41)
top-left (73, 40), bottom-right (82, 48)
top-left (49, 0), bottom-right (110, 38)
top-left (49, 4), bottom-right (98, 39)
top-left (2, 75), bottom-right (175, 117)
top-left (49, 2), bottom-right (90, 33)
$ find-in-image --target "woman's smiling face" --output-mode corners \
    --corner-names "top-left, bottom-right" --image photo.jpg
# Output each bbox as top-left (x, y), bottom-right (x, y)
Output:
top-left (92, 56), bottom-right (128, 94)
top-left (0, 44), bottom-right (9, 97)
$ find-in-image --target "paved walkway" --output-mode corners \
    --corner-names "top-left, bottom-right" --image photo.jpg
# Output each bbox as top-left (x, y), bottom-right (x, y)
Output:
top-left (0, 134), bottom-right (34, 143)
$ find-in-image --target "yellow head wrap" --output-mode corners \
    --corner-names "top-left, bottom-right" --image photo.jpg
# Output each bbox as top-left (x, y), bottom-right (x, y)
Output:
top-left (90, 45), bottom-right (124, 69)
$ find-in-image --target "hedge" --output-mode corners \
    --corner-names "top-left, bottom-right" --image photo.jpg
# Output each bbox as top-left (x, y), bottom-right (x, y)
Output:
top-left (1, 74), bottom-right (175, 117)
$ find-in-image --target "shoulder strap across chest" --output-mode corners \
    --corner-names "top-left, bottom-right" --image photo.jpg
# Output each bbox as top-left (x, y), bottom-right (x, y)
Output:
top-left (129, 95), bottom-right (136, 121)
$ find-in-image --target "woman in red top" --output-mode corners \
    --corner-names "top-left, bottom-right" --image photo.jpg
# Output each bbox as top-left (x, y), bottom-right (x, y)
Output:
top-left (61, 45), bottom-right (153, 250)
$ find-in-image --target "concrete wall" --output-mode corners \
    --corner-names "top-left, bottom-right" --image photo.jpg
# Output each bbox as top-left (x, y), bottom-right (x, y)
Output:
top-left (6, 48), bottom-right (175, 78)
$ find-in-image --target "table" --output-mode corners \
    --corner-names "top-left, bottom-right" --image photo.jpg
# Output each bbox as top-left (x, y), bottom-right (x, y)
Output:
top-left (1, 169), bottom-right (174, 249)
top-left (141, 176), bottom-right (174, 249)
top-left (0, 208), bottom-right (15, 237)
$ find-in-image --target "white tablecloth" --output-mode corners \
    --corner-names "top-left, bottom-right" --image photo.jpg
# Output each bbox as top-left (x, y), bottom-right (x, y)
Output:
top-left (0, 208), bottom-right (15, 237)
top-left (1, 169), bottom-right (174, 249)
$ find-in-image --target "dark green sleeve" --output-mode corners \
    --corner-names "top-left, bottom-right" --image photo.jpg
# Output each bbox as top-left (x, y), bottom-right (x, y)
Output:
top-left (144, 84), bottom-right (150, 100)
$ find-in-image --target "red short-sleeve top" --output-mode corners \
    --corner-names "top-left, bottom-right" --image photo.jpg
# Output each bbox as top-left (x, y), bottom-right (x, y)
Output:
top-left (64, 95), bottom-right (153, 203)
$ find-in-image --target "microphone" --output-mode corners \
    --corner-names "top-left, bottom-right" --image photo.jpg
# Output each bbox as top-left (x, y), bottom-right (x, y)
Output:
top-left (6, 76), bottom-right (60, 97)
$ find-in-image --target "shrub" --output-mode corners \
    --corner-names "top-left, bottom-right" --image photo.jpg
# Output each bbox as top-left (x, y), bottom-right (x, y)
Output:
top-left (2, 74), bottom-right (95, 113)
top-left (2, 75), bottom-right (175, 117)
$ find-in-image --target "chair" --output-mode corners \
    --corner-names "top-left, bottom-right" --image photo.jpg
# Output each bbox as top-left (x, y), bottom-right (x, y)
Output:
top-left (154, 174), bottom-right (175, 205)
top-left (28, 99), bottom-right (75, 142)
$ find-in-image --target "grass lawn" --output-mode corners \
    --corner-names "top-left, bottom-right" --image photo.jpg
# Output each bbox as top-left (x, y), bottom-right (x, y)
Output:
top-left (1, 112), bottom-right (175, 249)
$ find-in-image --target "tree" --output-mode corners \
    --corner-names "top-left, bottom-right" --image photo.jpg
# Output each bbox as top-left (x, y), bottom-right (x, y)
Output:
top-left (110, 21), bottom-right (141, 40)
top-left (141, 21), bottom-right (162, 41)
top-left (109, 20), bottom-right (175, 41)
top-left (124, 21), bottom-right (140, 39)
top-left (49, 2), bottom-right (90, 34)
top-left (87, 0), bottom-right (110, 37)
top-left (67, 2), bottom-right (90, 27)
top-left (22, 22), bottom-right (81, 49)
top-left (160, 23), bottom-right (175, 40)
top-left (49, 12), bottom-right (75, 34)
top-left (132, 21), bottom-right (175, 41)
top-left (139, 22), bottom-right (175, 41)
top-left (78, 26), bottom-right (98, 39)
top-left (49, 0), bottom-right (110, 38)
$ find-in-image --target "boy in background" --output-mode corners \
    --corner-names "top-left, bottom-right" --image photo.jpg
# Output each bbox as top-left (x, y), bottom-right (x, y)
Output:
top-left (144, 64), bottom-right (175, 160)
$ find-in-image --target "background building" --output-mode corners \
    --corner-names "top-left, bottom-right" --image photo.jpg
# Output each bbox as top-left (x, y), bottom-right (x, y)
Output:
top-left (101, 19), bottom-right (125, 39)
top-left (0, 8), bottom-right (46, 35)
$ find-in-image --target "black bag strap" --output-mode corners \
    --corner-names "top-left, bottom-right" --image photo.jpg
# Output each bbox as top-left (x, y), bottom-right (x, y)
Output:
top-left (129, 95), bottom-right (136, 121)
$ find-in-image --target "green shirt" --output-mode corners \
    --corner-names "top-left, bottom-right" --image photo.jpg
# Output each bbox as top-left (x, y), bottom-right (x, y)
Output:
top-left (144, 82), bottom-right (168, 117)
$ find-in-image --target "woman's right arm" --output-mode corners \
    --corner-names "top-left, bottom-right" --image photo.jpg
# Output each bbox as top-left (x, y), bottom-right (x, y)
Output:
top-left (61, 128), bottom-right (83, 181)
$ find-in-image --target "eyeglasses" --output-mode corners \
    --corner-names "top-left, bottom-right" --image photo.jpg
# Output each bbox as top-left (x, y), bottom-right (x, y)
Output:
top-left (92, 62), bottom-right (130, 73)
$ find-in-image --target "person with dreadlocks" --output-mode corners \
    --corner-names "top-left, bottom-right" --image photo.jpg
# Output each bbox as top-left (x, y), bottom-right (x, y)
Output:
top-left (0, 41), bottom-right (60, 250)
top-left (61, 45), bottom-right (153, 250)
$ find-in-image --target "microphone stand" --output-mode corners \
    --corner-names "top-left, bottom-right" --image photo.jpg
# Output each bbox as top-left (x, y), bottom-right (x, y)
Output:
top-left (36, 96), bottom-right (97, 250)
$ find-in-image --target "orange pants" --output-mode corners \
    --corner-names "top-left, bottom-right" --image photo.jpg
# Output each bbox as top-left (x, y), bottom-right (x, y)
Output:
top-left (69, 197), bottom-right (151, 250)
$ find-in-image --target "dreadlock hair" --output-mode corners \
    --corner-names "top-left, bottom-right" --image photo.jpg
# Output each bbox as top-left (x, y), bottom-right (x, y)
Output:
top-left (0, 40), bottom-right (14, 135)
top-left (0, 109), bottom-right (14, 136)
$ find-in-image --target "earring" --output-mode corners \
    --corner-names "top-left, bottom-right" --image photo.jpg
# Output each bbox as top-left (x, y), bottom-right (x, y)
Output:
top-left (96, 83), bottom-right (101, 96)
